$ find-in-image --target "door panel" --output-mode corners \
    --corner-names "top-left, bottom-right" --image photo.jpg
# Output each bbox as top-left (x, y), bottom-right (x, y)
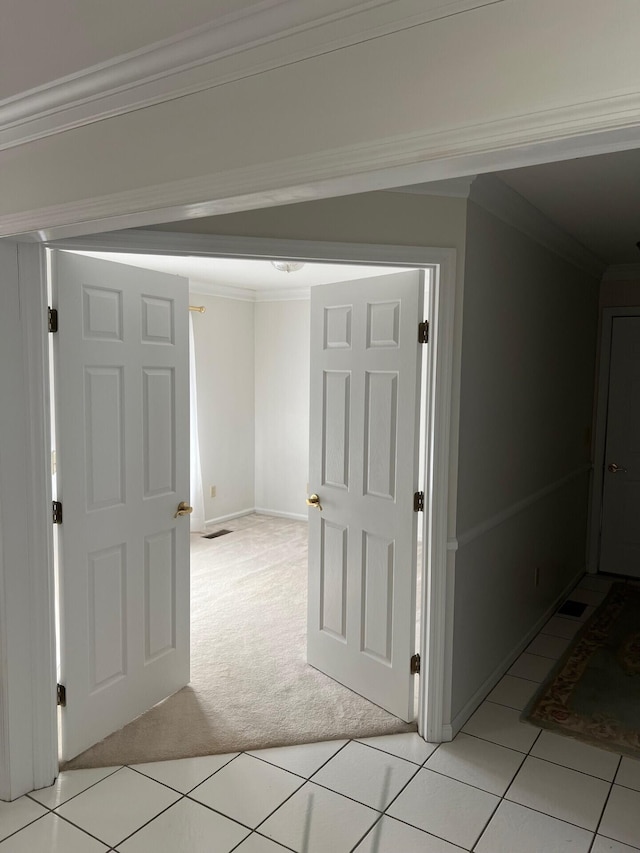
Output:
top-left (53, 250), bottom-right (190, 761)
top-left (308, 270), bottom-right (424, 722)
top-left (600, 316), bottom-right (640, 577)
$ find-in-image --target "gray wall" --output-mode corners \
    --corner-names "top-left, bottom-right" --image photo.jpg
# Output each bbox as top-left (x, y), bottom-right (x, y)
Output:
top-left (450, 200), bottom-right (599, 723)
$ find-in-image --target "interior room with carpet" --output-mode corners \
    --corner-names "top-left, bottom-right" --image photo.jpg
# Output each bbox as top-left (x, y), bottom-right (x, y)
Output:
top-left (56, 253), bottom-right (425, 769)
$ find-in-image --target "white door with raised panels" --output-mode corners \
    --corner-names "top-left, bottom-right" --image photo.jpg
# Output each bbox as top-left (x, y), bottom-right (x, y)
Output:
top-left (307, 270), bottom-right (424, 721)
top-left (52, 251), bottom-right (191, 761)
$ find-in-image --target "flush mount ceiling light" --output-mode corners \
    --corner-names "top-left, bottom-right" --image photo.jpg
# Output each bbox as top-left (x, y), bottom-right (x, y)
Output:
top-left (270, 260), bottom-right (305, 273)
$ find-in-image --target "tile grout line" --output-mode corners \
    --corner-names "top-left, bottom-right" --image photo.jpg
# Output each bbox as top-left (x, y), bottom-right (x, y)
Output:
top-left (471, 726), bottom-right (544, 851)
top-left (247, 740), bottom-right (359, 840)
top-left (247, 738), bottom-right (351, 781)
top-left (127, 750), bottom-right (240, 795)
top-left (588, 754), bottom-right (623, 852)
top-left (25, 764), bottom-right (124, 811)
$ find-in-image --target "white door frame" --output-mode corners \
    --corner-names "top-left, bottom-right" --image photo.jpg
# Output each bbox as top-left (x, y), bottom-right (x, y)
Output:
top-left (3, 229), bottom-right (456, 797)
top-left (587, 306), bottom-right (640, 574)
top-left (0, 243), bottom-right (57, 801)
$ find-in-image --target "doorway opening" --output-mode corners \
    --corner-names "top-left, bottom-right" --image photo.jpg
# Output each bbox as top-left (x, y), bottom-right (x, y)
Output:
top-left (48, 247), bottom-right (437, 768)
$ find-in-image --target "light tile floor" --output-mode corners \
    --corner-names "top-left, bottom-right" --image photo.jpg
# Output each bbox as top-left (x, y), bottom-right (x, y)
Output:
top-left (2, 574), bottom-right (639, 852)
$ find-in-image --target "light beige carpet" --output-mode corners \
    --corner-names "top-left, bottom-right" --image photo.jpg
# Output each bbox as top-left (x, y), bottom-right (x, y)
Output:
top-left (63, 514), bottom-right (415, 769)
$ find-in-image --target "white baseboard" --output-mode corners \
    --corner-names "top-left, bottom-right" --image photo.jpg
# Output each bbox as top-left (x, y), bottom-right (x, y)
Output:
top-left (255, 507), bottom-right (308, 522)
top-left (449, 565), bottom-right (586, 737)
top-left (204, 508), bottom-right (255, 527)
top-left (204, 507), bottom-right (308, 526)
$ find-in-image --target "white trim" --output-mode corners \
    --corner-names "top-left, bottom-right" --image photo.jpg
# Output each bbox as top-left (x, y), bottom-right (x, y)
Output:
top-left (602, 263), bottom-right (640, 281)
top-left (255, 288), bottom-right (311, 303)
top-left (0, 0), bottom-right (498, 153)
top-left (469, 174), bottom-right (606, 279)
top-left (8, 97), bottom-right (640, 241)
top-left (449, 565), bottom-right (585, 736)
top-left (17, 246), bottom-right (58, 793)
top-left (254, 508), bottom-right (308, 522)
top-left (203, 509), bottom-right (255, 527)
top-left (456, 466), bottom-right (592, 551)
top-left (0, 243), bottom-right (56, 800)
top-left (418, 254), bottom-right (457, 742)
top-left (49, 230), bottom-right (457, 268)
top-left (587, 307), bottom-right (640, 573)
top-left (189, 280), bottom-right (256, 302)
top-left (190, 279), bottom-right (310, 302)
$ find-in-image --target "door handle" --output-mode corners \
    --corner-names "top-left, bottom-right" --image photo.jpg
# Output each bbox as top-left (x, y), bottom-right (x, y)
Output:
top-left (306, 493), bottom-right (323, 511)
top-left (174, 501), bottom-right (194, 518)
top-left (608, 463), bottom-right (627, 474)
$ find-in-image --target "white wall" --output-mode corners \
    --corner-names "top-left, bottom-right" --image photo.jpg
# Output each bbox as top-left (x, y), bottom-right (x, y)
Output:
top-left (164, 189), bottom-right (468, 532)
top-left (450, 200), bottom-right (599, 724)
top-left (190, 292), bottom-right (255, 522)
top-left (190, 291), bottom-right (312, 523)
top-left (254, 300), bottom-right (310, 519)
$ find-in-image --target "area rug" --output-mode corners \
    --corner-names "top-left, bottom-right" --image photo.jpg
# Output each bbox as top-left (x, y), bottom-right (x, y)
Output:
top-left (63, 514), bottom-right (415, 770)
top-left (524, 581), bottom-right (640, 758)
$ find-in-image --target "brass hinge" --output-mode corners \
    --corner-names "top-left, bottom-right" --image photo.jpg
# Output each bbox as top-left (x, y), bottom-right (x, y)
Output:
top-left (418, 321), bottom-right (429, 343)
top-left (52, 501), bottom-right (62, 524)
top-left (413, 491), bottom-right (424, 512)
top-left (48, 307), bottom-right (58, 333)
top-left (56, 683), bottom-right (66, 707)
top-left (410, 653), bottom-right (421, 675)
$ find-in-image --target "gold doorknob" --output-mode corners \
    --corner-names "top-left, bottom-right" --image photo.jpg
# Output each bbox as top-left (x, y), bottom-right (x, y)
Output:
top-left (306, 493), bottom-right (323, 511)
top-left (175, 501), bottom-right (194, 518)
top-left (608, 462), bottom-right (627, 474)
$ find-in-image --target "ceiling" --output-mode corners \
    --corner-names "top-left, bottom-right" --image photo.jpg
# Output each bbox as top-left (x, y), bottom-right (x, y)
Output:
top-left (75, 252), bottom-right (410, 298)
top-left (0, 0), bottom-right (255, 100)
top-left (495, 148), bottom-right (640, 266)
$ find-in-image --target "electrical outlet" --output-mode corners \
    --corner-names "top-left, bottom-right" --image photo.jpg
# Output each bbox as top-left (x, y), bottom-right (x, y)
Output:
top-left (210, 485), bottom-right (217, 498)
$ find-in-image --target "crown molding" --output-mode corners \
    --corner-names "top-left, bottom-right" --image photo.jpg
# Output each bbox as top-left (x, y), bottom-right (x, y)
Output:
top-left (188, 279), bottom-right (256, 301)
top-left (602, 263), bottom-right (640, 281)
top-left (469, 173), bottom-right (606, 279)
top-left (255, 287), bottom-right (311, 301)
top-left (6, 91), bottom-right (640, 241)
top-left (0, 0), bottom-right (499, 152)
top-left (189, 277), bottom-right (310, 302)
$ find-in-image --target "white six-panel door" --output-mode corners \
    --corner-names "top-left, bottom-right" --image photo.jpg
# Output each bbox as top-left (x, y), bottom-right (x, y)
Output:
top-left (52, 251), bottom-right (191, 761)
top-left (307, 271), bottom-right (424, 721)
top-left (600, 316), bottom-right (640, 578)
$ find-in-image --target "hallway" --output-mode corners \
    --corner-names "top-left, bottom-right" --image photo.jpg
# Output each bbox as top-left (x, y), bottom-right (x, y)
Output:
top-left (5, 574), bottom-right (639, 851)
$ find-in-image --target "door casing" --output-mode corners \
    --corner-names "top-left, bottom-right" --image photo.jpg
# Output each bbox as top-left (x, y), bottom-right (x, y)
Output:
top-left (0, 230), bottom-right (457, 799)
